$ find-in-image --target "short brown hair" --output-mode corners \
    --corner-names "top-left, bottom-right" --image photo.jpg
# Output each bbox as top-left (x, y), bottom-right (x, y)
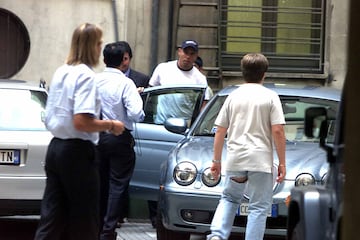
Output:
top-left (66, 23), bottom-right (102, 67)
top-left (241, 53), bottom-right (269, 83)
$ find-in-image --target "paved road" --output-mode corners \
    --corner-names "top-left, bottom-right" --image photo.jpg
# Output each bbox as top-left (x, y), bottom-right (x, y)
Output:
top-left (0, 216), bottom-right (38, 240)
top-left (116, 220), bottom-right (285, 240)
top-left (116, 219), bottom-right (205, 240)
top-left (0, 216), bottom-right (285, 240)
top-left (0, 216), bottom-right (205, 240)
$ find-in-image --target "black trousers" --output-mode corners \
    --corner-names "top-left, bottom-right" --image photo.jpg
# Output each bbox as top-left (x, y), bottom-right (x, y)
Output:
top-left (98, 131), bottom-right (135, 240)
top-left (34, 138), bottom-right (99, 240)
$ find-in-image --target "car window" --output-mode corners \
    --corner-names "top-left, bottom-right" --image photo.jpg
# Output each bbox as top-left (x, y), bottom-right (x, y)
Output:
top-left (0, 89), bottom-right (47, 131)
top-left (281, 97), bottom-right (338, 142)
top-left (193, 94), bottom-right (338, 143)
top-left (141, 88), bottom-right (204, 125)
top-left (195, 95), bottom-right (227, 136)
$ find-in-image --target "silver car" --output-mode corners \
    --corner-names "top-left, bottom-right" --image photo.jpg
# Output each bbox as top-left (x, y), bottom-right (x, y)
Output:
top-left (0, 79), bottom-right (51, 215)
top-left (156, 83), bottom-right (340, 239)
top-left (287, 92), bottom-right (344, 240)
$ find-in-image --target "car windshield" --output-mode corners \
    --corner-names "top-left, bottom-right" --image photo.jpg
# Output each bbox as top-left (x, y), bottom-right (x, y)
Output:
top-left (0, 89), bottom-right (47, 131)
top-left (193, 94), bottom-right (338, 143)
top-left (142, 88), bottom-right (204, 125)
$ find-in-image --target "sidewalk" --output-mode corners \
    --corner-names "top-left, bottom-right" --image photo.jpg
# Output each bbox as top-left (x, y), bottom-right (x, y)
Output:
top-left (115, 219), bottom-right (205, 240)
top-left (116, 219), bottom-right (156, 240)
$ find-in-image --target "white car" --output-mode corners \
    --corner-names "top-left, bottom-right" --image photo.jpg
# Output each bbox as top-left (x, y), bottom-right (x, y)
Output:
top-left (0, 79), bottom-right (52, 215)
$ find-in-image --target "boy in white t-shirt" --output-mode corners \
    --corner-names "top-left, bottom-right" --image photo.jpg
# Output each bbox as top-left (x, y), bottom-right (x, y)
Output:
top-left (207, 53), bottom-right (286, 240)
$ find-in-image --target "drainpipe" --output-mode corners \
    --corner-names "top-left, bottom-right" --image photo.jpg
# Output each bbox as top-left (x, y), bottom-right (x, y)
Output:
top-left (111, 0), bottom-right (119, 41)
top-left (167, 0), bottom-right (174, 61)
top-left (150, 0), bottom-right (160, 73)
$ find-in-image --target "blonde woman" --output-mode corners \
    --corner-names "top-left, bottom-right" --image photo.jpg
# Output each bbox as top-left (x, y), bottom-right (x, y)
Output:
top-left (34, 23), bottom-right (124, 240)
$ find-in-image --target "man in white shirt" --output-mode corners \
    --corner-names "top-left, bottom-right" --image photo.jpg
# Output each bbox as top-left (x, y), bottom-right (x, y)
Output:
top-left (149, 40), bottom-right (212, 124)
top-left (149, 40), bottom-right (207, 87)
top-left (95, 42), bottom-right (145, 240)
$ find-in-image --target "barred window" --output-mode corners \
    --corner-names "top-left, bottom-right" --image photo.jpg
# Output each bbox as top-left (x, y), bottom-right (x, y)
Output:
top-left (220, 0), bottom-right (325, 74)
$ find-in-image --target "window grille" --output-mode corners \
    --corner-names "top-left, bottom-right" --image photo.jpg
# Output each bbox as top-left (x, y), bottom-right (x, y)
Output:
top-left (220, 0), bottom-right (326, 74)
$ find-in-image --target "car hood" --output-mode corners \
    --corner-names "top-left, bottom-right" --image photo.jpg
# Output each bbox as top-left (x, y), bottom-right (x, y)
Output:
top-left (174, 136), bottom-right (328, 180)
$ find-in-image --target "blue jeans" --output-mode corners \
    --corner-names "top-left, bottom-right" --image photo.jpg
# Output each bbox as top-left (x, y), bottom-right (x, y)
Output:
top-left (207, 171), bottom-right (273, 240)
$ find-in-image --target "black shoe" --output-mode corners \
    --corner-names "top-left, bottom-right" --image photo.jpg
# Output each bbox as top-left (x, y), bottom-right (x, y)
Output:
top-left (150, 217), bottom-right (157, 228)
top-left (117, 218), bottom-right (128, 228)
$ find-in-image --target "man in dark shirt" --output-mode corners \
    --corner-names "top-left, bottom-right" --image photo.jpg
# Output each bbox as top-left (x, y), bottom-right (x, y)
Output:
top-left (117, 41), bottom-right (150, 92)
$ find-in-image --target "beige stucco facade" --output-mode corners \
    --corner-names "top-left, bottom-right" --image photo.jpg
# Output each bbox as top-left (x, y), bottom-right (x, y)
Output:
top-left (327, 0), bottom-right (349, 89)
top-left (1, 0), bottom-right (152, 84)
top-left (1, 0), bottom-right (349, 89)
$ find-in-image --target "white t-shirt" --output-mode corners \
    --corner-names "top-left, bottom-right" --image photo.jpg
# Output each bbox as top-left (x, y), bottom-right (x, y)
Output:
top-left (149, 60), bottom-right (211, 124)
top-left (215, 83), bottom-right (285, 173)
top-left (149, 60), bottom-right (213, 124)
top-left (149, 60), bottom-right (211, 100)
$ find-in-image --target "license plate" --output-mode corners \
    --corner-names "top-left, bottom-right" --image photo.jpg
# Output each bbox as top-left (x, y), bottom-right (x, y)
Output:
top-left (0, 150), bottom-right (20, 165)
top-left (237, 203), bottom-right (278, 217)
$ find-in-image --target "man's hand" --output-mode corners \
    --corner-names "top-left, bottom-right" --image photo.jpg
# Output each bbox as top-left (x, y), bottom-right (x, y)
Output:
top-left (276, 165), bottom-right (286, 182)
top-left (137, 87), bottom-right (145, 93)
top-left (110, 120), bottom-right (125, 136)
top-left (210, 162), bottom-right (221, 181)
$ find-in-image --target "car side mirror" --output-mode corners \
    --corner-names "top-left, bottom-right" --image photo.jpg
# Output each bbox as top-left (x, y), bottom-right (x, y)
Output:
top-left (164, 118), bottom-right (188, 134)
top-left (304, 107), bottom-right (328, 147)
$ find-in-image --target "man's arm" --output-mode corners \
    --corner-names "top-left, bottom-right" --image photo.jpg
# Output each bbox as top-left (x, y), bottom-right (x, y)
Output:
top-left (73, 113), bottom-right (125, 135)
top-left (129, 69), bottom-right (150, 88)
top-left (129, 69), bottom-right (150, 93)
top-left (272, 124), bottom-right (286, 182)
top-left (148, 64), bottom-right (161, 87)
top-left (211, 125), bottom-right (227, 179)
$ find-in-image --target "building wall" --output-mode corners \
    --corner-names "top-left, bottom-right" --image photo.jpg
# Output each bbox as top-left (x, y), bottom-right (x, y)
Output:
top-left (1, 0), bottom-right (152, 84)
top-left (1, 0), bottom-right (349, 89)
top-left (154, 0), bottom-right (350, 90)
top-left (327, 0), bottom-right (349, 89)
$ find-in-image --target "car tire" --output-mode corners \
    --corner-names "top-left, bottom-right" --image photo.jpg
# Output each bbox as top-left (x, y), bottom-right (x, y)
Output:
top-left (156, 209), bottom-right (191, 240)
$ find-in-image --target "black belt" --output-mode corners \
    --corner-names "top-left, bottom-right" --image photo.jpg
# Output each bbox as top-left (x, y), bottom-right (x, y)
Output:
top-left (100, 128), bottom-right (131, 134)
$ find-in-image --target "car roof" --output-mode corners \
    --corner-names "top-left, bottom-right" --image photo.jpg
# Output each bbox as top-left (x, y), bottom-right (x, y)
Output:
top-left (0, 79), bottom-right (47, 92)
top-left (216, 83), bottom-right (341, 101)
top-left (144, 84), bottom-right (207, 92)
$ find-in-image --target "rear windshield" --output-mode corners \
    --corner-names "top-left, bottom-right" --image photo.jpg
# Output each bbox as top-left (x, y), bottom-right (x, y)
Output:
top-left (0, 89), bottom-right (47, 131)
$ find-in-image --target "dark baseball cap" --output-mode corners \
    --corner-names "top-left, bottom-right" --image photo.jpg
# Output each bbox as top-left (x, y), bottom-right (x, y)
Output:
top-left (181, 40), bottom-right (199, 52)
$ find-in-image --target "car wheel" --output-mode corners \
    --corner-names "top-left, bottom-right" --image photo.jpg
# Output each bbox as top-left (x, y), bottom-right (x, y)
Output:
top-left (156, 209), bottom-right (191, 240)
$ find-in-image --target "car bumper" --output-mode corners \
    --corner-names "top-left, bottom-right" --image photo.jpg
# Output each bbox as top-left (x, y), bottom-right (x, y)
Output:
top-left (0, 176), bottom-right (45, 199)
top-left (160, 189), bottom-right (288, 236)
top-left (0, 176), bottom-right (45, 216)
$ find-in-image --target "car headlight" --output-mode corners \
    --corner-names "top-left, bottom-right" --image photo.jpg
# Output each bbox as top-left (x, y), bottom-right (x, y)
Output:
top-left (202, 167), bottom-right (221, 187)
top-left (295, 173), bottom-right (315, 186)
top-left (173, 162), bottom-right (197, 186)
